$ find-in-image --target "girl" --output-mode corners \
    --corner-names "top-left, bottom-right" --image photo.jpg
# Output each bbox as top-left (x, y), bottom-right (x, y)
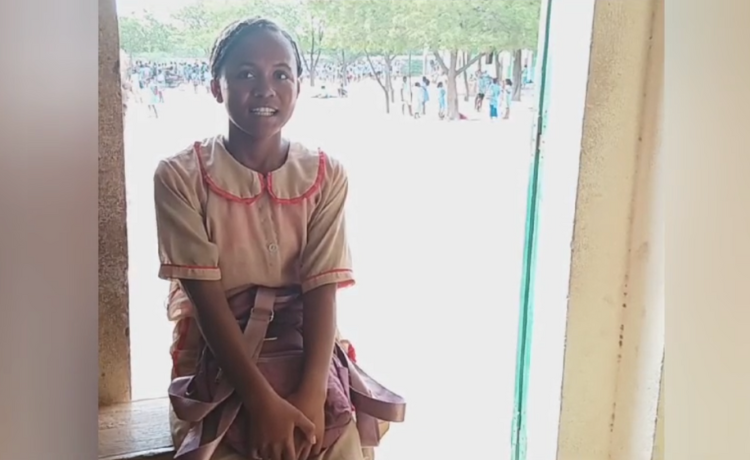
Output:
top-left (488, 77), bottom-right (501, 121)
top-left (503, 78), bottom-right (514, 119)
top-left (420, 76), bottom-right (430, 116)
top-left (474, 71), bottom-right (489, 112)
top-left (412, 81), bottom-right (423, 119)
top-left (399, 75), bottom-right (411, 116)
top-left (437, 81), bottom-right (447, 120)
top-left (146, 78), bottom-right (161, 118)
top-left (154, 17), bottom-right (403, 460)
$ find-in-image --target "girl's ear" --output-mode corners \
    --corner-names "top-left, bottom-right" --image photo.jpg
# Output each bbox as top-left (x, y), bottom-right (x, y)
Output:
top-left (210, 79), bottom-right (223, 103)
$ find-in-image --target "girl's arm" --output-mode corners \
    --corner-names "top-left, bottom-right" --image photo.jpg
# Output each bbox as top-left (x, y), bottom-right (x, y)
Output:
top-left (298, 156), bottom-right (355, 394)
top-left (298, 284), bottom-right (338, 397)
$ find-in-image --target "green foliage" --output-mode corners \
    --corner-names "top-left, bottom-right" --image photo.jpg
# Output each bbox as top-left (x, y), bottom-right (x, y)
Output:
top-left (168, 2), bottom-right (225, 55)
top-left (425, 0), bottom-right (540, 54)
top-left (118, 13), bottom-right (179, 55)
top-left (338, 0), bottom-right (418, 56)
top-left (117, 0), bottom-right (541, 60)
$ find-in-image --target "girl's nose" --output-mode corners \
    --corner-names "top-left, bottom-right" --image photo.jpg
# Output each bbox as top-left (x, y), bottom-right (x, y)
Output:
top-left (252, 78), bottom-right (275, 98)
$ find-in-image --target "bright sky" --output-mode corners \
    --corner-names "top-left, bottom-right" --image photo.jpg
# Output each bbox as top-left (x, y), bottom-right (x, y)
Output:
top-left (116, 0), bottom-right (197, 17)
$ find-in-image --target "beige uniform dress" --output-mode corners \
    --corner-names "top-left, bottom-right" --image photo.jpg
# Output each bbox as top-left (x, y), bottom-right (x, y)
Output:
top-left (154, 136), bottom-right (363, 460)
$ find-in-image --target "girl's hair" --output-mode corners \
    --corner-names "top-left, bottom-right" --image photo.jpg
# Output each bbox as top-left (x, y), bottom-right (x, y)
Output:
top-left (437, 81), bottom-right (443, 88)
top-left (209, 17), bottom-right (303, 79)
top-left (505, 78), bottom-right (513, 85)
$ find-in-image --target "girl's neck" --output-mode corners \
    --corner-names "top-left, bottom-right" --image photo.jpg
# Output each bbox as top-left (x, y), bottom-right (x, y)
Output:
top-left (224, 127), bottom-right (289, 174)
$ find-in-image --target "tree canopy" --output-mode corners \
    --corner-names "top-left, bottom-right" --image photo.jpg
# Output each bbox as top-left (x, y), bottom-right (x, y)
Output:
top-left (118, 0), bottom-right (540, 61)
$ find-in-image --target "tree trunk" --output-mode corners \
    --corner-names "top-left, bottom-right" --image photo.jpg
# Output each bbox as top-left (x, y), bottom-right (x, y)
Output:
top-left (301, 53), bottom-right (311, 86)
top-left (366, 52), bottom-right (392, 113)
top-left (308, 48), bottom-right (318, 87)
top-left (446, 50), bottom-right (459, 120)
top-left (338, 50), bottom-right (348, 86)
top-left (407, 52), bottom-right (412, 83)
top-left (433, 50), bottom-right (483, 120)
top-left (304, 54), bottom-right (316, 87)
top-left (461, 52), bottom-right (470, 101)
top-left (390, 65), bottom-right (396, 104)
top-left (494, 50), bottom-right (502, 80)
top-left (512, 49), bottom-right (523, 101)
top-left (386, 58), bottom-right (394, 107)
top-left (305, 23), bottom-right (323, 88)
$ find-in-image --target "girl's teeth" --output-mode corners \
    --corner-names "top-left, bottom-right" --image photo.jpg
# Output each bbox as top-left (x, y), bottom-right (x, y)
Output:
top-left (252, 109), bottom-right (275, 116)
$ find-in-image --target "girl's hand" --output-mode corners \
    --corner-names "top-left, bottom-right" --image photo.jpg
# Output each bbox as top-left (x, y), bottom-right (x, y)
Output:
top-left (286, 390), bottom-right (327, 460)
top-left (246, 394), bottom-right (316, 460)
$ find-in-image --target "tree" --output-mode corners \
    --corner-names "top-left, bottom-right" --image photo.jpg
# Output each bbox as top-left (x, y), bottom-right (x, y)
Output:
top-left (476, 0), bottom-right (540, 100)
top-left (423, 0), bottom-right (493, 119)
top-left (502, 0), bottom-right (541, 100)
top-left (312, 0), bottom-right (361, 86)
top-left (422, 0), bottom-right (541, 119)
top-left (481, 0), bottom-right (540, 100)
top-left (339, 0), bottom-right (420, 113)
top-left (118, 16), bottom-right (148, 54)
top-left (118, 13), bottom-right (179, 55)
top-left (265, 0), bottom-right (332, 87)
top-left (170, 1), bottom-right (248, 56)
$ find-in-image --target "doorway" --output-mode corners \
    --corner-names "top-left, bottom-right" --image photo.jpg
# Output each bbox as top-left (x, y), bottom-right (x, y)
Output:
top-left (117, 1), bottom-right (568, 459)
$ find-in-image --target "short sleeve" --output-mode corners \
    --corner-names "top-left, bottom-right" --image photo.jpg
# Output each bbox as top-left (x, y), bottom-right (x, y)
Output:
top-left (154, 159), bottom-right (221, 281)
top-left (300, 156), bottom-right (355, 293)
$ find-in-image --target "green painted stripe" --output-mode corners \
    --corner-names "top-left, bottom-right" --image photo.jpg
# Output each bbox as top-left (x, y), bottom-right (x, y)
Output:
top-left (511, 1), bottom-right (554, 459)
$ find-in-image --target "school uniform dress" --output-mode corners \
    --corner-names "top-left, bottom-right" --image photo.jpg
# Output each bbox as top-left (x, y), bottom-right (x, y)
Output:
top-left (149, 83), bottom-right (162, 105)
top-left (154, 136), bottom-right (363, 460)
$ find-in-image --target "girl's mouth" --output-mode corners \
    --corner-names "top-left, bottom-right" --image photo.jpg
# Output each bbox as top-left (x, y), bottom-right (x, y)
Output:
top-left (250, 107), bottom-right (278, 116)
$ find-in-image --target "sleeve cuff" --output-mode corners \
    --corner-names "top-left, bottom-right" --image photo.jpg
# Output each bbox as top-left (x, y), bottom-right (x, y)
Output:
top-left (158, 264), bottom-right (221, 281)
top-left (301, 269), bottom-right (355, 293)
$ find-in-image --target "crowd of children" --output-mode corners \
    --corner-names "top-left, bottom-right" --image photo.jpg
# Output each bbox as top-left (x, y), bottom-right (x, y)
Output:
top-left (122, 55), bottom-right (521, 122)
top-left (396, 70), bottom-right (516, 121)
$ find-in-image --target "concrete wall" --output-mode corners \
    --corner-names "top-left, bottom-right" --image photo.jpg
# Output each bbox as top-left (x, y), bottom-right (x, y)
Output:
top-left (98, 0), bottom-right (131, 406)
top-left (552, 0), bottom-right (664, 459)
top-left (606, 0), bottom-right (663, 457)
top-left (667, 1), bottom-right (750, 457)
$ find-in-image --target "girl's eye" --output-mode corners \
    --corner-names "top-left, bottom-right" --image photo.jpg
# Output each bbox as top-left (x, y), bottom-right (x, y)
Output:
top-left (276, 71), bottom-right (290, 80)
top-left (240, 71), bottom-right (254, 79)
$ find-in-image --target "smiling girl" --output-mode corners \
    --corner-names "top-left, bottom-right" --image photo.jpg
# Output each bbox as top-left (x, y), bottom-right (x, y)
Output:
top-left (154, 17), bottom-right (403, 460)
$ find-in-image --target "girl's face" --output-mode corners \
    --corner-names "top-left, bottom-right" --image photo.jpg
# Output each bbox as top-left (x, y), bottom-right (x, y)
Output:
top-left (211, 28), bottom-right (300, 140)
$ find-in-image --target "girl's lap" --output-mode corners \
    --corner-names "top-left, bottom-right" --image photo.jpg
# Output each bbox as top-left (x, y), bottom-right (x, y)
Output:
top-left (209, 420), bottom-right (365, 460)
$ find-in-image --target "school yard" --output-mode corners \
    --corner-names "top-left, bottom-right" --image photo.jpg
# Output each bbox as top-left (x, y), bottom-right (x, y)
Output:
top-left (124, 79), bottom-right (535, 459)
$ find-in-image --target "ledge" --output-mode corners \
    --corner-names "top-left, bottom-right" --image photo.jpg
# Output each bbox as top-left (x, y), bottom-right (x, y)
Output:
top-left (98, 397), bottom-right (175, 460)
